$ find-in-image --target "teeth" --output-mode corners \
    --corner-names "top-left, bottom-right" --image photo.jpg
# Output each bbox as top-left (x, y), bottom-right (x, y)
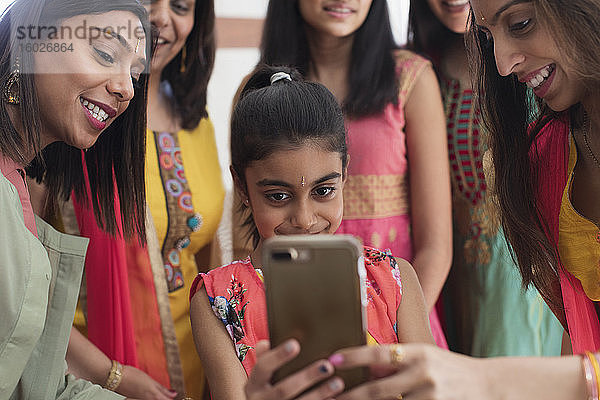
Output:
top-left (446, 0), bottom-right (469, 5)
top-left (527, 65), bottom-right (554, 89)
top-left (80, 98), bottom-right (109, 123)
top-left (157, 38), bottom-right (167, 44)
top-left (326, 6), bottom-right (351, 13)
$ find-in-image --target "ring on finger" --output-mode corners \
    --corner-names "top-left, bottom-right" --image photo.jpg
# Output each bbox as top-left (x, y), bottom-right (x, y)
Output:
top-left (389, 344), bottom-right (405, 367)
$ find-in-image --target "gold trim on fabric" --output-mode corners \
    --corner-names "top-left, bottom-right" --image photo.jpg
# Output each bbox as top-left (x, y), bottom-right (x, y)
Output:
top-left (145, 208), bottom-right (186, 394)
top-left (343, 174), bottom-right (409, 219)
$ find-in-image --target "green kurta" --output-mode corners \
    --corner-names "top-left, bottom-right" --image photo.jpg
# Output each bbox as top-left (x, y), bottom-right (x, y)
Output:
top-left (0, 167), bottom-right (122, 399)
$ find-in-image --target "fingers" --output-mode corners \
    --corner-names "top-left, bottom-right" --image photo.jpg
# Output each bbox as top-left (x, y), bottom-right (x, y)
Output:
top-left (296, 377), bottom-right (344, 400)
top-left (267, 359), bottom-right (340, 399)
top-left (330, 343), bottom-right (432, 370)
top-left (247, 339), bottom-right (300, 390)
top-left (246, 339), bottom-right (345, 400)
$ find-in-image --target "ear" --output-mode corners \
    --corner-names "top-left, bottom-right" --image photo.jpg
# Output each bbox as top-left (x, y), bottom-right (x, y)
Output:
top-left (230, 165), bottom-right (249, 205)
top-left (341, 155), bottom-right (350, 187)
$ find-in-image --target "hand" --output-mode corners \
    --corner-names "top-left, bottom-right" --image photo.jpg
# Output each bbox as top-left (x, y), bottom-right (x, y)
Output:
top-left (329, 343), bottom-right (488, 400)
top-left (117, 365), bottom-right (178, 400)
top-left (245, 340), bottom-right (345, 400)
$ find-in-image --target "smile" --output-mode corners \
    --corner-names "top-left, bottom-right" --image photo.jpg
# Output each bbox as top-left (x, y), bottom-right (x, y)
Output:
top-left (526, 64), bottom-right (555, 89)
top-left (80, 98), bottom-right (110, 123)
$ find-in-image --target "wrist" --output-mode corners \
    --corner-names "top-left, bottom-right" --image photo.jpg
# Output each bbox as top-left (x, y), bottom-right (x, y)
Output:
top-left (104, 360), bottom-right (123, 392)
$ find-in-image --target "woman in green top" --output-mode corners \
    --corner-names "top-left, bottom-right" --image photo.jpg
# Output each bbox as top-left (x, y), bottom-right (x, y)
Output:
top-left (0, 0), bottom-right (150, 397)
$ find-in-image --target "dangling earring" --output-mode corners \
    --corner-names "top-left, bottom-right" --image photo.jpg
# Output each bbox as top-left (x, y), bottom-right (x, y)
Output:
top-left (3, 57), bottom-right (21, 105)
top-left (179, 46), bottom-right (187, 74)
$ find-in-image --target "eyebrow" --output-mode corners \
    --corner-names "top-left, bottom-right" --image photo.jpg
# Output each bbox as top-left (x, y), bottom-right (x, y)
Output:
top-left (489, 0), bottom-right (530, 25)
top-left (90, 26), bottom-right (147, 69)
top-left (256, 172), bottom-right (342, 188)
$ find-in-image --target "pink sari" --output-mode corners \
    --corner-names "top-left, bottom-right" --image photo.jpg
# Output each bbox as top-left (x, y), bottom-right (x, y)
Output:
top-left (534, 115), bottom-right (600, 353)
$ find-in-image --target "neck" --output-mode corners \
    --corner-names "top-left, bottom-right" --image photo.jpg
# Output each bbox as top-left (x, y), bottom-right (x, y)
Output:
top-left (147, 70), bottom-right (179, 132)
top-left (6, 105), bottom-right (46, 165)
top-left (440, 36), bottom-right (470, 83)
top-left (305, 28), bottom-right (353, 101)
top-left (250, 242), bottom-right (263, 269)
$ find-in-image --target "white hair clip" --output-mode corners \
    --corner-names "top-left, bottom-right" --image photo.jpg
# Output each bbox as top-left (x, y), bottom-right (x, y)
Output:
top-left (270, 72), bottom-right (292, 85)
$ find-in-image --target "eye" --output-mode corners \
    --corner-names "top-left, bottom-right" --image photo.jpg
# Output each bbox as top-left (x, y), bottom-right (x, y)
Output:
top-left (171, 0), bottom-right (191, 14)
top-left (94, 48), bottom-right (114, 64)
top-left (509, 18), bottom-right (533, 34)
top-left (313, 186), bottom-right (336, 198)
top-left (265, 192), bottom-right (291, 203)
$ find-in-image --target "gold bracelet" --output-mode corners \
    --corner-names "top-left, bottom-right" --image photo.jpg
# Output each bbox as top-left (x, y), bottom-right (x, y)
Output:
top-left (104, 360), bottom-right (123, 391)
top-left (586, 352), bottom-right (600, 400)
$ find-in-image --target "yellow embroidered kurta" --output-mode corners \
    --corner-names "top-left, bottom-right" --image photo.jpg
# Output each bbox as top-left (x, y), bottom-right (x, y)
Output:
top-left (145, 119), bottom-right (225, 397)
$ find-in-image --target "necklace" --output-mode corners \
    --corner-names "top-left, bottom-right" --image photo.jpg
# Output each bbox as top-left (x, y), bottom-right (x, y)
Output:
top-left (582, 113), bottom-right (600, 170)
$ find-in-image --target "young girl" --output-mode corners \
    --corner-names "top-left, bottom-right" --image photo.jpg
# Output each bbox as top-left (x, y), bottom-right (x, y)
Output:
top-left (233, 0), bottom-right (452, 349)
top-left (190, 65), bottom-right (434, 400)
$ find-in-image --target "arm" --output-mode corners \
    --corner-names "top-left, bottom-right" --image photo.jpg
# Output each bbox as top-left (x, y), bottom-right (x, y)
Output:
top-left (403, 65), bottom-right (452, 311)
top-left (330, 344), bottom-right (587, 400)
top-left (190, 286), bottom-right (248, 400)
top-left (394, 258), bottom-right (435, 345)
top-left (66, 327), bottom-right (175, 400)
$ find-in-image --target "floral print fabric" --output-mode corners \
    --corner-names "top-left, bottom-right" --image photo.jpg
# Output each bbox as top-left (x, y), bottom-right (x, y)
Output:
top-left (190, 247), bottom-right (403, 375)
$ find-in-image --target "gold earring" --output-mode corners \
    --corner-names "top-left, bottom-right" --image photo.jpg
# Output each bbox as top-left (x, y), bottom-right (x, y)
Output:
top-left (3, 57), bottom-right (21, 105)
top-left (180, 46), bottom-right (187, 74)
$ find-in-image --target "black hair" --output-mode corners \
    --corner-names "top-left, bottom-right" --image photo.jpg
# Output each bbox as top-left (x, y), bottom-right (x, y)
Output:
top-left (0, 0), bottom-right (151, 240)
top-left (407, 0), bottom-right (463, 66)
top-left (231, 64), bottom-right (347, 247)
top-left (260, 0), bottom-right (398, 118)
top-left (159, 0), bottom-right (214, 130)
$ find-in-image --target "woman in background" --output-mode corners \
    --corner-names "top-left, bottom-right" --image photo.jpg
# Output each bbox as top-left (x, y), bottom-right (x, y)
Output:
top-left (407, 0), bottom-right (563, 356)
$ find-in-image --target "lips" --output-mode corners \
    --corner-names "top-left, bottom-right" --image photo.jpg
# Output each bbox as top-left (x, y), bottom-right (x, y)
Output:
top-left (323, 3), bottom-right (355, 16)
top-left (519, 64), bottom-right (556, 98)
top-left (441, 0), bottom-right (469, 13)
top-left (80, 97), bottom-right (117, 130)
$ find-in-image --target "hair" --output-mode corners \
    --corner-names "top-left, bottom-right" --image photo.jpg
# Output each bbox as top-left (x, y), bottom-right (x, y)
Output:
top-left (231, 65), bottom-right (347, 248)
top-left (159, 0), bottom-right (215, 130)
top-left (0, 0), bottom-right (151, 240)
top-left (407, 0), bottom-right (463, 66)
top-left (260, 0), bottom-right (398, 118)
top-left (466, 0), bottom-right (600, 308)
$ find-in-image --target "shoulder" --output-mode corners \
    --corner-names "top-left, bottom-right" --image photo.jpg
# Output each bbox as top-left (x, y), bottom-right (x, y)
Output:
top-left (393, 49), bottom-right (434, 104)
top-left (191, 258), bottom-right (257, 301)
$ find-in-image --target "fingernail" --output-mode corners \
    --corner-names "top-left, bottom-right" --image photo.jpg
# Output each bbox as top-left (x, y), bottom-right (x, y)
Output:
top-left (329, 354), bottom-right (344, 366)
top-left (319, 364), bottom-right (330, 374)
top-left (284, 340), bottom-right (297, 354)
top-left (329, 378), bottom-right (343, 391)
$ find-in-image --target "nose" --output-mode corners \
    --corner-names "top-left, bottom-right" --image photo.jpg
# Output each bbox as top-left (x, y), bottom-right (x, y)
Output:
top-left (290, 199), bottom-right (318, 231)
top-left (493, 38), bottom-right (525, 76)
top-left (149, 2), bottom-right (170, 30)
top-left (107, 72), bottom-right (135, 103)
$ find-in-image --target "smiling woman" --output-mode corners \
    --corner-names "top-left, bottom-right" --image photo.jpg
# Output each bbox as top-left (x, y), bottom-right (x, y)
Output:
top-left (0, 0), bottom-right (151, 398)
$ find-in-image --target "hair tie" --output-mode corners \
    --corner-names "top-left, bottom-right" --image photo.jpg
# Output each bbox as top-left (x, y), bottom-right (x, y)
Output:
top-left (270, 72), bottom-right (292, 85)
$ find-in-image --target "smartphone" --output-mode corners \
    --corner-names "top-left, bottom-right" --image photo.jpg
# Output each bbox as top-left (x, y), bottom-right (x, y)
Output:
top-left (261, 234), bottom-right (368, 391)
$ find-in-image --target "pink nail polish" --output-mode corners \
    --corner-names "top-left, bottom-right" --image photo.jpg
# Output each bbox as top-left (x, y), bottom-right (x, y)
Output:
top-left (329, 354), bottom-right (344, 366)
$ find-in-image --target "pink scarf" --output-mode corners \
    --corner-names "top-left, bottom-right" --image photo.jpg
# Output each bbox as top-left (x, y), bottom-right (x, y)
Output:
top-left (71, 152), bottom-right (138, 365)
top-left (534, 115), bottom-right (600, 353)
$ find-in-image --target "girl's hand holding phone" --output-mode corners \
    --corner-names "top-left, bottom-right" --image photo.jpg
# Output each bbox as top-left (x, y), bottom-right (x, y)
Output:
top-left (245, 340), bottom-right (345, 400)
